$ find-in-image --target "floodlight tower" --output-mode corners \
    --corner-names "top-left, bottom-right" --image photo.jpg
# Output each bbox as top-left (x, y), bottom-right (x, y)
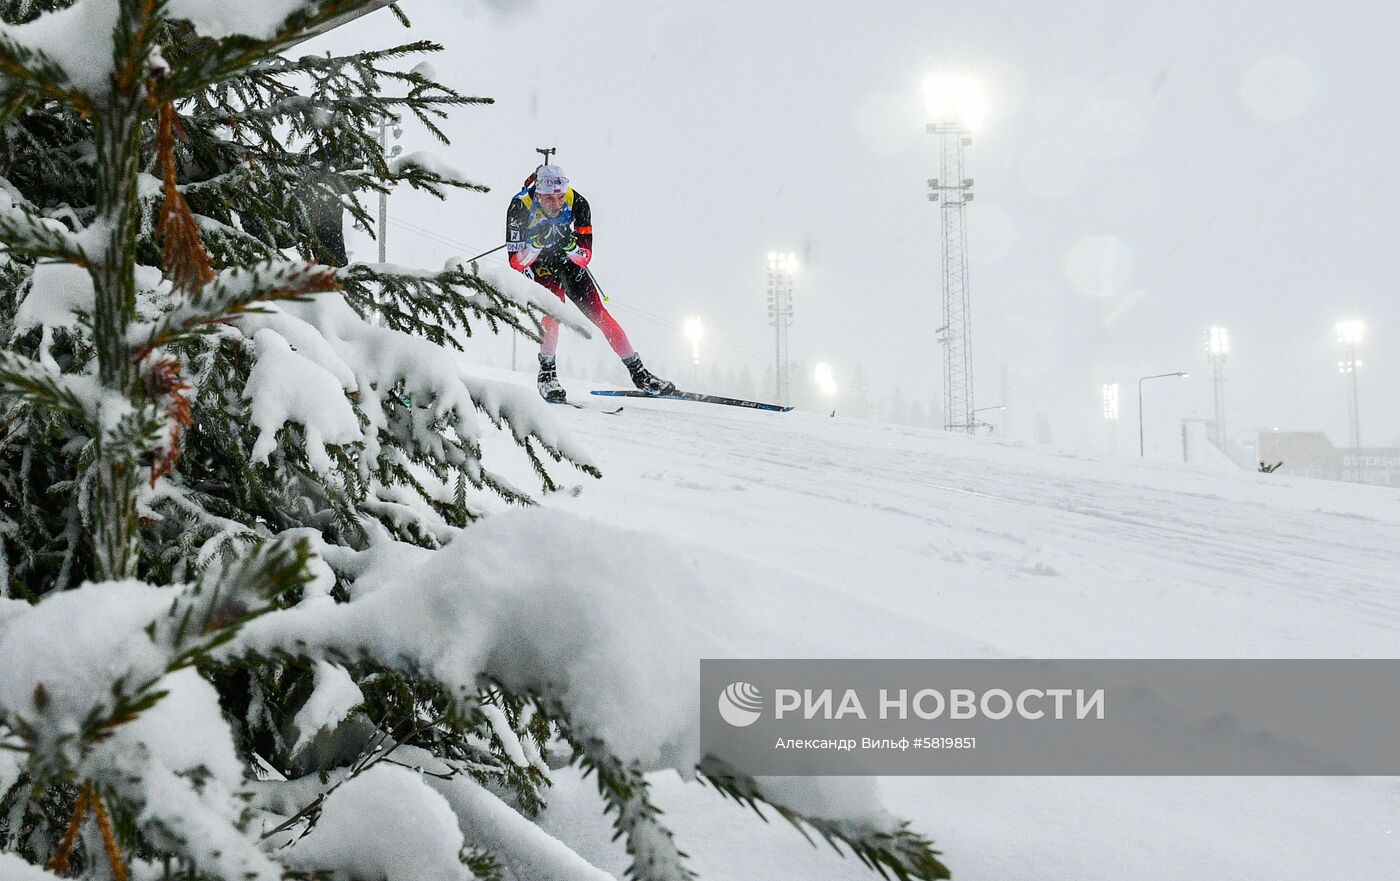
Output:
top-left (766, 252), bottom-right (797, 405)
top-left (924, 75), bottom-right (984, 434)
top-left (1206, 327), bottom-right (1229, 449)
top-left (1336, 320), bottom-right (1364, 481)
top-left (1103, 382), bottom-right (1120, 453)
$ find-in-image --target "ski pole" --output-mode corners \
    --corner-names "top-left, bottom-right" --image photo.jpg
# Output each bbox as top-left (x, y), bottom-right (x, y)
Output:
top-left (462, 243), bottom-right (507, 263)
top-left (585, 266), bottom-right (609, 302)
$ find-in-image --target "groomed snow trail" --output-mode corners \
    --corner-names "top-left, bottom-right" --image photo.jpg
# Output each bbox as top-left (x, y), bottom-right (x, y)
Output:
top-left (474, 369), bottom-right (1400, 880)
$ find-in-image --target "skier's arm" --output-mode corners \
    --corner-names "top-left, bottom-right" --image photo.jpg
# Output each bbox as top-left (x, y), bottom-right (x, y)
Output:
top-left (505, 195), bottom-right (540, 270)
top-left (564, 192), bottom-right (593, 267)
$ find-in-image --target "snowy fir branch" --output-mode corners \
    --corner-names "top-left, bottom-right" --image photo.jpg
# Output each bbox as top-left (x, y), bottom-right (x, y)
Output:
top-left (0, 196), bottom-right (85, 264)
top-left (695, 765), bottom-right (951, 881)
top-left (155, 1), bottom-right (393, 101)
top-left (0, 349), bottom-right (96, 429)
top-left (0, 24), bottom-right (88, 113)
top-left (129, 259), bottom-right (342, 352)
top-left (0, 3), bottom-right (952, 880)
top-left (572, 739), bottom-right (697, 881)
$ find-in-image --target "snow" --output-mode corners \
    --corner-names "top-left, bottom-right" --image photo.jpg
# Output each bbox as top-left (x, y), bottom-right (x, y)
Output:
top-left (479, 703), bottom-right (529, 767)
top-left (236, 292), bottom-right (593, 478)
top-left (3, 344), bottom-right (1394, 879)
top-left (0, 853), bottom-right (65, 881)
top-left (290, 661), bottom-right (364, 753)
top-left (166, 0), bottom-right (312, 40)
top-left (0, 0), bottom-right (120, 95)
top-left (0, 581), bottom-right (284, 880)
top-left (107, 667), bottom-right (245, 789)
top-left (0, 580), bottom-right (172, 760)
top-left (0, 596), bottom-right (25, 624)
top-left (15, 262), bottom-right (93, 335)
top-left (110, 746), bottom-right (280, 881)
top-left (390, 150), bottom-right (474, 185)
top-left (243, 326), bottom-right (361, 472)
top-left (231, 507), bottom-right (729, 769)
top-left (235, 304), bottom-right (359, 391)
top-left (479, 366), bottom-right (1400, 881)
top-left (0, 0), bottom-right (314, 90)
top-left (0, 746), bottom-right (19, 806)
top-left (389, 745), bottom-right (617, 881)
top-left (285, 764), bottom-right (473, 881)
top-left (465, 260), bottom-right (595, 334)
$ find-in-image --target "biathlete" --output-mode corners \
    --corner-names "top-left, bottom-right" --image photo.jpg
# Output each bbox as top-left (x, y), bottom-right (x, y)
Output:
top-left (505, 164), bottom-right (675, 402)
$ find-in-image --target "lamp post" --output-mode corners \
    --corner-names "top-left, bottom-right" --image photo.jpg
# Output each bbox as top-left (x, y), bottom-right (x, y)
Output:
top-left (377, 119), bottom-right (402, 263)
top-left (1336, 320), bottom-right (1364, 482)
top-left (1138, 372), bottom-right (1189, 457)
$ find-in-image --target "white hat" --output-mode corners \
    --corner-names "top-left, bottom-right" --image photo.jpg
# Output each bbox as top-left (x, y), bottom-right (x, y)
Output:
top-left (534, 165), bottom-right (569, 195)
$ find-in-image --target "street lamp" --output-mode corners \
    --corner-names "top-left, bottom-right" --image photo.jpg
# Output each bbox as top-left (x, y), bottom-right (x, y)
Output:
top-left (1336, 320), bottom-right (1364, 481)
top-left (377, 118), bottom-right (403, 263)
top-left (972, 404), bottom-right (1006, 434)
top-left (1138, 372), bottom-right (1189, 457)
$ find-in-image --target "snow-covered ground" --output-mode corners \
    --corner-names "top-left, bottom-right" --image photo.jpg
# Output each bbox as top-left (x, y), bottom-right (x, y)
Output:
top-left (473, 365), bottom-right (1400, 881)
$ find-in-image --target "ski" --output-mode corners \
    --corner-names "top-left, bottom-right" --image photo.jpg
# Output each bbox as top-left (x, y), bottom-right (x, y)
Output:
top-left (590, 390), bottom-right (793, 412)
top-left (548, 398), bottom-right (624, 414)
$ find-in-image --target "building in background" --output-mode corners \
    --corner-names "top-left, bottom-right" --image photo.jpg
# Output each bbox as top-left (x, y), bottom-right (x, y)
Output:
top-left (1256, 432), bottom-right (1400, 487)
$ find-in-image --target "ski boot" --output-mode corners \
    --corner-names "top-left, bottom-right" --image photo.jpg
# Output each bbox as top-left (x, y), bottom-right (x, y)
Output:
top-left (537, 355), bottom-right (566, 403)
top-left (623, 354), bottom-right (676, 396)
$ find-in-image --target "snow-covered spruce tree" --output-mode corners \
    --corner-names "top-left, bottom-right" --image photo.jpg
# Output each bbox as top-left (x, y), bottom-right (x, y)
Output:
top-left (0, 2), bottom-right (952, 880)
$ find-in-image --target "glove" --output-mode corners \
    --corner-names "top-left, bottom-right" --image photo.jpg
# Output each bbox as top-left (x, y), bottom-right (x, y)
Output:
top-left (565, 242), bottom-right (590, 267)
top-left (528, 224), bottom-right (565, 250)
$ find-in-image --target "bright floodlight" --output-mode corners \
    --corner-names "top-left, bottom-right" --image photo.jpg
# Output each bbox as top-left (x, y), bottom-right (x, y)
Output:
top-left (1336, 320), bottom-right (1364, 345)
top-left (1207, 326), bottom-right (1230, 357)
top-left (683, 315), bottom-right (703, 365)
top-left (767, 251), bottom-right (797, 273)
top-left (1102, 383), bottom-right (1120, 421)
top-left (922, 73), bottom-right (989, 130)
top-left (683, 315), bottom-right (703, 345)
top-left (813, 362), bottom-right (838, 397)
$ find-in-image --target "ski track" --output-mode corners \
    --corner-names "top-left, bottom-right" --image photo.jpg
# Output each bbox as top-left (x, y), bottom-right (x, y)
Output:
top-left (549, 395), bottom-right (1400, 657)
top-left (477, 373), bottom-right (1400, 881)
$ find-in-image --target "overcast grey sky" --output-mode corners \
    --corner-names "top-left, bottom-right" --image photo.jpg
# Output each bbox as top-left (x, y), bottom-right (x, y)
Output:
top-left (313, 0), bottom-right (1400, 455)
